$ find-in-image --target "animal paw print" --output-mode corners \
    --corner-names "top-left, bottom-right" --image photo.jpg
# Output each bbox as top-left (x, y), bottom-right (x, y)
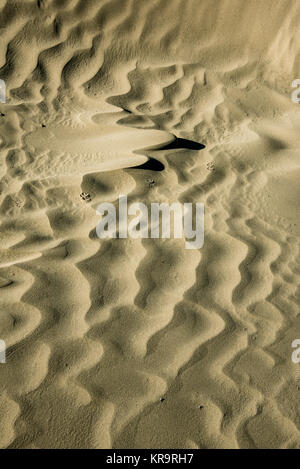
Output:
top-left (80, 192), bottom-right (92, 202)
top-left (145, 178), bottom-right (155, 188)
top-left (13, 198), bottom-right (23, 208)
top-left (206, 162), bottom-right (215, 172)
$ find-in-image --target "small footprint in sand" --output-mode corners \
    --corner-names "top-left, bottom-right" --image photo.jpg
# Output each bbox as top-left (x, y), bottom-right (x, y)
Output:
top-left (146, 178), bottom-right (156, 188)
top-left (13, 198), bottom-right (23, 208)
top-left (80, 192), bottom-right (92, 202)
top-left (206, 162), bottom-right (215, 172)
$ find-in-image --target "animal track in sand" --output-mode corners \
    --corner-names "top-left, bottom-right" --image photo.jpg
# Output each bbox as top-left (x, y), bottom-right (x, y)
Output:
top-left (80, 192), bottom-right (92, 202)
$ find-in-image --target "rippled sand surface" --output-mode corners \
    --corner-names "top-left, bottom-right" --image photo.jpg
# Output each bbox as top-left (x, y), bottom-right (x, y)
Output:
top-left (0, 0), bottom-right (300, 449)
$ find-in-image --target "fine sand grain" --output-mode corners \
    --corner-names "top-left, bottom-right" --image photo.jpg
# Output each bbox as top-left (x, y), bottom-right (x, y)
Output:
top-left (0, 0), bottom-right (300, 449)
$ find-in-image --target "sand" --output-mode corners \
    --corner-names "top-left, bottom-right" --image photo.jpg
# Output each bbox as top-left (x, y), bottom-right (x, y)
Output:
top-left (0, 0), bottom-right (300, 449)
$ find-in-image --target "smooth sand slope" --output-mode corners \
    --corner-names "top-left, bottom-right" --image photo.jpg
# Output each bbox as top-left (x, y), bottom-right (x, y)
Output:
top-left (0, 0), bottom-right (300, 448)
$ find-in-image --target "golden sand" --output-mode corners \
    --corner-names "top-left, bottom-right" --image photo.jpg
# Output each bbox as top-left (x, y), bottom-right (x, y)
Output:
top-left (0, 0), bottom-right (299, 449)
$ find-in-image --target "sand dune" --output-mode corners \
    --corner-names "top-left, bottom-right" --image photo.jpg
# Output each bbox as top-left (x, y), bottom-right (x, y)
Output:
top-left (0, 0), bottom-right (300, 449)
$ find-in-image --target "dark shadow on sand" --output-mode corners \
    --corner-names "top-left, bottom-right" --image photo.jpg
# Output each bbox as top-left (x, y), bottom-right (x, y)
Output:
top-left (132, 158), bottom-right (165, 171)
top-left (159, 137), bottom-right (205, 151)
top-left (131, 137), bottom-right (205, 172)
